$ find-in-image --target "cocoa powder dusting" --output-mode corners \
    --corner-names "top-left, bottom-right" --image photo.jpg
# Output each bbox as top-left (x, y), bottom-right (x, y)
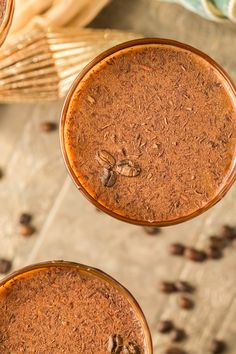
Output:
top-left (64, 44), bottom-right (236, 223)
top-left (0, 267), bottom-right (146, 353)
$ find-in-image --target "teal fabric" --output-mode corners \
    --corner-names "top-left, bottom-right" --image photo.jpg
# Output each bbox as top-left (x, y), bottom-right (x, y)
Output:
top-left (213, 0), bottom-right (234, 18)
top-left (166, 0), bottom-right (236, 22)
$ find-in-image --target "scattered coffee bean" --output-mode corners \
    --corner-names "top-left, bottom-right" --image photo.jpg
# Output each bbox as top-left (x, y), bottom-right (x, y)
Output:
top-left (165, 347), bottom-right (186, 354)
top-left (157, 320), bottom-right (174, 333)
top-left (159, 281), bottom-right (177, 294)
top-left (19, 213), bottom-right (32, 225)
top-left (209, 339), bottom-right (226, 354)
top-left (19, 225), bottom-right (35, 237)
top-left (107, 334), bottom-right (123, 353)
top-left (206, 246), bottom-right (222, 259)
top-left (209, 236), bottom-right (226, 250)
top-left (170, 329), bottom-right (186, 342)
top-left (143, 226), bottom-right (160, 235)
top-left (220, 225), bottom-right (236, 242)
top-left (116, 159), bottom-right (141, 177)
top-left (175, 280), bottom-right (194, 293)
top-left (40, 121), bottom-right (57, 132)
top-left (169, 243), bottom-right (185, 256)
top-left (0, 168), bottom-right (3, 179)
top-left (101, 169), bottom-right (117, 187)
top-left (95, 150), bottom-right (116, 169)
top-left (184, 247), bottom-right (207, 262)
top-left (0, 258), bottom-right (12, 273)
top-left (177, 295), bottom-right (194, 310)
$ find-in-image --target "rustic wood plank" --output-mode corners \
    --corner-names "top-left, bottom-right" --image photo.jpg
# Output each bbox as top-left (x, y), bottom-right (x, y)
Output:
top-left (217, 297), bottom-right (236, 353)
top-left (0, 101), bottom-right (67, 271)
top-left (154, 186), bottom-right (236, 353)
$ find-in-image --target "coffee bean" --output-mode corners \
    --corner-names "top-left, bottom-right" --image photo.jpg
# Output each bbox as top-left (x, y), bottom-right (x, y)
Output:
top-left (121, 348), bottom-right (129, 354)
top-left (209, 236), bottom-right (226, 249)
top-left (220, 225), bottom-right (236, 242)
top-left (169, 243), bottom-right (185, 256)
top-left (19, 213), bottom-right (32, 225)
top-left (19, 225), bottom-right (35, 237)
top-left (124, 342), bottom-right (140, 354)
top-left (177, 295), bottom-right (194, 310)
top-left (143, 226), bottom-right (160, 235)
top-left (95, 150), bottom-right (116, 169)
top-left (0, 168), bottom-right (3, 179)
top-left (170, 329), bottom-right (186, 342)
top-left (175, 280), bottom-right (194, 293)
top-left (0, 258), bottom-right (12, 273)
top-left (107, 334), bottom-right (123, 353)
top-left (116, 160), bottom-right (141, 177)
top-left (157, 320), bottom-right (174, 333)
top-left (107, 335), bottom-right (115, 353)
top-left (209, 339), bottom-right (226, 354)
top-left (165, 347), bottom-right (186, 354)
top-left (206, 246), bottom-right (222, 259)
top-left (159, 281), bottom-right (177, 294)
top-left (40, 121), bottom-right (57, 132)
top-left (101, 169), bottom-right (117, 187)
top-left (184, 247), bottom-right (207, 262)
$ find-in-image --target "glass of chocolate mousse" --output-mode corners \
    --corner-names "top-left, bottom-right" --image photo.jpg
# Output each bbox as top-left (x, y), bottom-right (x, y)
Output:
top-left (0, 260), bottom-right (152, 353)
top-left (61, 38), bottom-right (236, 226)
top-left (0, 0), bottom-right (14, 46)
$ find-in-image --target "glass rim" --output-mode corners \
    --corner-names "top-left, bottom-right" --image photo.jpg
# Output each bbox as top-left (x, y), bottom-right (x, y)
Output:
top-left (0, 0), bottom-right (14, 47)
top-left (60, 37), bottom-right (236, 227)
top-left (0, 260), bottom-right (153, 353)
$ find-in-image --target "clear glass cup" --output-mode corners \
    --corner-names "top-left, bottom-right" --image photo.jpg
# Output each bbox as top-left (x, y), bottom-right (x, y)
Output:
top-left (0, 260), bottom-right (153, 353)
top-left (0, 0), bottom-right (14, 47)
top-left (61, 38), bottom-right (236, 227)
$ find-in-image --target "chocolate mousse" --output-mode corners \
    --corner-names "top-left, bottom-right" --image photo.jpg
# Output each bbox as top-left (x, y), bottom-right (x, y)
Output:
top-left (62, 39), bottom-right (236, 225)
top-left (0, 264), bottom-right (149, 353)
top-left (0, 0), bottom-right (6, 25)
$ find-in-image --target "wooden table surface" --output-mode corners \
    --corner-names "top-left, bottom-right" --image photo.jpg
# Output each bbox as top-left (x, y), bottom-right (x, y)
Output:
top-left (0, 1), bottom-right (236, 353)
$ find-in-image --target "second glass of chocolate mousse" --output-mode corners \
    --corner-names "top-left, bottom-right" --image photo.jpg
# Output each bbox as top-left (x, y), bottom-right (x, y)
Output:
top-left (61, 38), bottom-right (236, 226)
top-left (0, 261), bottom-right (152, 353)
